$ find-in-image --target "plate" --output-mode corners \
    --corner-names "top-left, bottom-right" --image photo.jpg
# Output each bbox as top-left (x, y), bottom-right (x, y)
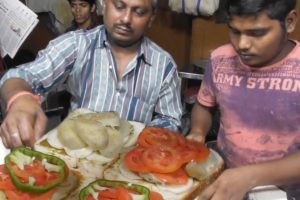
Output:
top-left (0, 138), bottom-right (10, 164)
top-left (247, 185), bottom-right (287, 200)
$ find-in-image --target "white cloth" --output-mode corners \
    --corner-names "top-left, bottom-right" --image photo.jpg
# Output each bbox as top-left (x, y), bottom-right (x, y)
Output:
top-left (168, 0), bottom-right (220, 16)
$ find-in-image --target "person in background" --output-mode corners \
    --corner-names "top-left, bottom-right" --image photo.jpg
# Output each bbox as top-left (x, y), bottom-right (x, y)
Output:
top-left (66, 0), bottom-right (97, 32)
top-left (0, 0), bottom-right (182, 149)
top-left (188, 0), bottom-right (300, 199)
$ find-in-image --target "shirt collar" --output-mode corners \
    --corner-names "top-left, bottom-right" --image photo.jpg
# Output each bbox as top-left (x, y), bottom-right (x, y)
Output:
top-left (97, 26), bottom-right (152, 66)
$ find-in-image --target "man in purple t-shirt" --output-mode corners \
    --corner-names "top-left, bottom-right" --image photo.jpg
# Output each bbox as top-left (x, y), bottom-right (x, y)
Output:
top-left (188, 0), bottom-right (300, 199)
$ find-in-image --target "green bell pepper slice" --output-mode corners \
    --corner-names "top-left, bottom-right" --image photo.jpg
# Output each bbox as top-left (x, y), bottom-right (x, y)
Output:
top-left (4, 147), bottom-right (67, 194)
top-left (79, 179), bottom-right (151, 200)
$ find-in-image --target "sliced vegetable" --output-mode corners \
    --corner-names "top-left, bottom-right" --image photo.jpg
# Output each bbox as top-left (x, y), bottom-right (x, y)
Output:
top-left (137, 127), bottom-right (185, 148)
top-left (79, 179), bottom-right (151, 200)
top-left (141, 146), bottom-right (182, 173)
top-left (124, 147), bottom-right (150, 173)
top-left (153, 168), bottom-right (189, 185)
top-left (4, 147), bottom-right (67, 194)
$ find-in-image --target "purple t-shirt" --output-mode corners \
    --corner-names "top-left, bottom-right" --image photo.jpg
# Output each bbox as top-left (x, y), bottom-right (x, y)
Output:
top-left (197, 41), bottom-right (300, 198)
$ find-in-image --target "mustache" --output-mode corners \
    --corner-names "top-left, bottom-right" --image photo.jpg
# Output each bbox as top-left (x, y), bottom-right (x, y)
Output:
top-left (114, 24), bottom-right (132, 32)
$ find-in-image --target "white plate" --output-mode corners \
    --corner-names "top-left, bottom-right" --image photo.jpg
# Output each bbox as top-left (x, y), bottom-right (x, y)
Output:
top-left (248, 185), bottom-right (287, 200)
top-left (0, 138), bottom-right (10, 164)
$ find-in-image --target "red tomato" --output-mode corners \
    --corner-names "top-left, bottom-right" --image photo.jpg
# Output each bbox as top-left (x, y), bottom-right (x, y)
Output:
top-left (98, 188), bottom-right (117, 198)
top-left (0, 165), bottom-right (16, 190)
top-left (138, 127), bottom-right (185, 148)
top-left (153, 168), bottom-right (189, 185)
top-left (116, 187), bottom-right (132, 200)
top-left (5, 190), bottom-right (31, 200)
top-left (141, 146), bottom-right (182, 173)
top-left (124, 147), bottom-right (150, 173)
top-left (185, 140), bottom-right (210, 163)
top-left (150, 191), bottom-right (164, 200)
top-left (10, 160), bottom-right (61, 186)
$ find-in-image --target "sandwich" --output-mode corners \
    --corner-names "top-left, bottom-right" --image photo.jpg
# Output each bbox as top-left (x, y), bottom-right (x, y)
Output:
top-left (34, 110), bottom-right (224, 199)
top-left (103, 127), bottom-right (224, 200)
top-left (34, 108), bottom-right (144, 178)
top-left (79, 179), bottom-right (163, 200)
top-left (0, 147), bottom-right (79, 200)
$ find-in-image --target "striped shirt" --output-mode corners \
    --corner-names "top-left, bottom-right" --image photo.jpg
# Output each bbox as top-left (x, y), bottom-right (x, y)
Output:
top-left (0, 25), bottom-right (182, 130)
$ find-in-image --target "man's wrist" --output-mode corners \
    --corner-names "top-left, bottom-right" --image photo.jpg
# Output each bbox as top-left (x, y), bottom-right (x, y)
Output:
top-left (6, 91), bottom-right (41, 111)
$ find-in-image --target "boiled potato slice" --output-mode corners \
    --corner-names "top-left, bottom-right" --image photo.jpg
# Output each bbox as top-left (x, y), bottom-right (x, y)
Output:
top-left (100, 127), bottom-right (123, 158)
top-left (57, 118), bottom-right (87, 149)
top-left (75, 112), bottom-right (120, 127)
top-left (75, 119), bottom-right (109, 150)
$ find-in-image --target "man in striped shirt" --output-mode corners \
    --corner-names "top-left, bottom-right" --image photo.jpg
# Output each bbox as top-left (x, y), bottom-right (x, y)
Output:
top-left (0, 0), bottom-right (182, 149)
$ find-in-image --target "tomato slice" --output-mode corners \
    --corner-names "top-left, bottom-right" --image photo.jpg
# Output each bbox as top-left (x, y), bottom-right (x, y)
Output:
top-left (150, 191), bottom-right (164, 200)
top-left (184, 140), bottom-right (210, 163)
top-left (4, 188), bottom-right (56, 200)
top-left (0, 165), bottom-right (17, 190)
top-left (10, 160), bottom-right (61, 186)
top-left (99, 188), bottom-right (117, 198)
top-left (124, 147), bottom-right (150, 173)
top-left (116, 187), bottom-right (132, 200)
top-left (153, 168), bottom-right (189, 185)
top-left (137, 127), bottom-right (185, 148)
top-left (141, 146), bottom-right (182, 173)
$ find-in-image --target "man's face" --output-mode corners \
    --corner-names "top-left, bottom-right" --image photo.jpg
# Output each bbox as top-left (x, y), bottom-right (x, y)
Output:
top-left (102, 0), bottom-right (155, 47)
top-left (70, 0), bottom-right (95, 27)
top-left (228, 12), bottom-right (288, 68)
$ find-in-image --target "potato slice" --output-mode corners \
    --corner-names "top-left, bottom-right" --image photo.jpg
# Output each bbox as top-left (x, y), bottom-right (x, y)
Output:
top-left (75, 119), bottom-right (109, 150)
top-left (57, 118), bottom-right (87, 150)
top-left (100, 127), bottom-right (123, 158)
top-left (75, 112), bottom-right (120, 127)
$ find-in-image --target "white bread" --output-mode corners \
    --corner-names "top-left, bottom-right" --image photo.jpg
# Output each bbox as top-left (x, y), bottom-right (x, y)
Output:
top-left (34, 110), bottom-right (223, 199)
top-left (0, 170), bottom-right (81, 200)
top-left (103, 149), bottom-right (224, 200)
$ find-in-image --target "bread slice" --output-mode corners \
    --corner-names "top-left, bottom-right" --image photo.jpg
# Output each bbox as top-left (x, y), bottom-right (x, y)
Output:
top-left (103, 149), bottom-right (224, 200)
top-left (0, 170), bottom-right (80, 200)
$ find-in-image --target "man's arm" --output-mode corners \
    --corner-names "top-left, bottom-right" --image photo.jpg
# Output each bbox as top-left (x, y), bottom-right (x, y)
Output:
top-left (148, 67), bottom-right (182, 131)
top-left (187, 101), bottom-right (213, 143)
top-left (0, 78), bottom-right (47, 149)
top-left (199, 151), bottom-right (300, 200)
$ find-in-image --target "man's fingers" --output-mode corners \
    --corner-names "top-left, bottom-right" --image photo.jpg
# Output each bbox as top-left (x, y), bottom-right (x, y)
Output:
top-left (33, 111), bottom-right (47, 143)
top-left (6, 123), bottom-right (23, 148)
top-left (198, 184), bottom-right (216, 200)
top-left (17, 116), bottom-right (36, 147)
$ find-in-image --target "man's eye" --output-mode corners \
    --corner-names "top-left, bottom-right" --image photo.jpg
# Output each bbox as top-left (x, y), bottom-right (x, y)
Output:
top-left (134, 8), bottom-right (146, 16)
top-left (230, 29), bottom-right (240, 35)
top-left (115, 2), bottom-right (125, 10)
top-left (249, 31), bottom-right (266, 37)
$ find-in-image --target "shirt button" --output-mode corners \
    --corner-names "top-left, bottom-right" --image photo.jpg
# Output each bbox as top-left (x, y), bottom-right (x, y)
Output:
top-left (109, 65), bottom-right (113, 69)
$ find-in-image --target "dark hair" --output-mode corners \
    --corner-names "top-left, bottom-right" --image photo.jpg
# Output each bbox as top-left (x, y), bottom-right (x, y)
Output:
top-left (227, 0), bottom-right (296, 22)
top-left (68, 0), bottom-right (96, 6)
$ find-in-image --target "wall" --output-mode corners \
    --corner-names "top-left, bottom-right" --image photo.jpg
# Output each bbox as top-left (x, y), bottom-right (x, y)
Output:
top-left (146, 1), bottom-right (192, 70)
top-left (190, 1), bottom-right (300, 63)
top-left (16, 1), bottom-right (300, 71)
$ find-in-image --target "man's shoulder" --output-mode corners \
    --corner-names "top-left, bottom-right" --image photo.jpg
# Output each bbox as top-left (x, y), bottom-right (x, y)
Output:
top-left (211, 43), bottom-right (236, 58)
top-left (143, 37), bottom-right (176, 63)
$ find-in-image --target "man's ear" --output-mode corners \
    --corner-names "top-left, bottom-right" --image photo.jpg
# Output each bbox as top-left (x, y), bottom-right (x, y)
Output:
top-left (91, 4), bottom-right (96, 13)
top-left (285, 10), bottom-right (298, 33)
top-left (148, 12), bottom-right (156, 28)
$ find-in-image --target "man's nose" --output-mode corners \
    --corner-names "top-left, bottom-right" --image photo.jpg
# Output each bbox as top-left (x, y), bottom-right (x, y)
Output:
top-left (74, 6), bottom-right (81, 13)
top-left (121, 10), bottom-right (132, 24)
top-left (238, 35), bottom-right (251, 50)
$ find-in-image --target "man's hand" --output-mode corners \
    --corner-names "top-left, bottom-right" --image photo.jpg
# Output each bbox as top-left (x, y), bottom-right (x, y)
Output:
top-left (198, 166), bottom-right (255, 200)
top-left (0, 95), bottom-right (47, 149)
top-left (187, 131), bottom-right (206, 143)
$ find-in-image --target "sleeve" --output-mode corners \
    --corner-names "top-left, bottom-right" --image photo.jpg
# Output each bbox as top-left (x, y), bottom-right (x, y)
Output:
top-left (197, 60), bottom-right (217, 107)
top-left (148, 61), bottom-right (182, 131)
top-left (0, 33), bottom-right (79, 96)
